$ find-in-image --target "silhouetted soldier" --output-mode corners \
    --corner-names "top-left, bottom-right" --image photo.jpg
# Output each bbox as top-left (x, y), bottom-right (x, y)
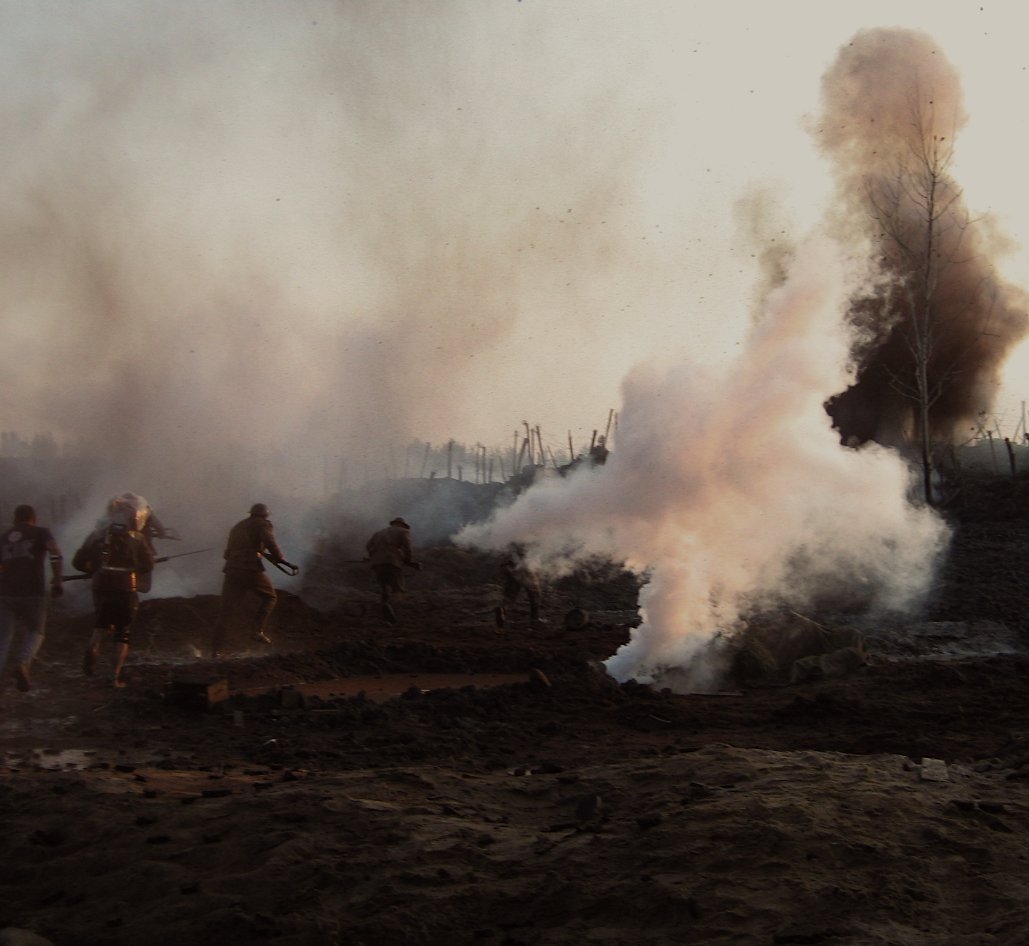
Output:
top-left (0, 505), bottom-right (63, 692)
top-left (494, 543), bottom-right (545, 628)
top-left (210, 503), bottom-right (298, 658)
top-left (74, 514), bottom-right (155, 688)
top-left (366, 517), bottom-right (421, 624)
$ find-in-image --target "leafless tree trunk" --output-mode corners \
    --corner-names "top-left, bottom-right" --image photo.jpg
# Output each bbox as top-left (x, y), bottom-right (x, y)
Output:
top-left (864, 95), bottom-right (985, 504)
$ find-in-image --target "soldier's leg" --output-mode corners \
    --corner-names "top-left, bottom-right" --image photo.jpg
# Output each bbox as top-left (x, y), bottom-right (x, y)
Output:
top-left (111, 638), bottom-right (130, 687)
top-left (250, 574), bottom-right (277, 644)
top-left (372, 566), bottom-right (400, 624)
top-left (496, 576), bottom-right (522, 629)
top-left (111, 594), bottom-right (138, 687)
top-left (83, 592), bottom-right (110, 676)
top-left (380, 578), bottom-right (398, 624)
top-left (0, 599), bottom-right (15, 677)
top-left (83, 629), bottom-right (104, 676)
top-left (12, 597), bottom-right (46, 691)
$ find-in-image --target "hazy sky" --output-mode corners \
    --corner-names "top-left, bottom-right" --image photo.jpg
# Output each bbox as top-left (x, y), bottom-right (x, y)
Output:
top-left (2, 0), bottom-right (1027, 494)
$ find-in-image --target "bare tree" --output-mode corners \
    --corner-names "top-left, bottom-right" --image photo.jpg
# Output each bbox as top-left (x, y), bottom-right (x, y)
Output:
top-left (862, 95), bottom-right (992, 504)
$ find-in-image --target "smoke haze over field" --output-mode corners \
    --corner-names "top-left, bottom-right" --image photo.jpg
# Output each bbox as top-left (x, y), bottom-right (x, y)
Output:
top-left (1, 0), bottom-right (691, 513)
top-left (1, 5), bottom-right (1026, 634)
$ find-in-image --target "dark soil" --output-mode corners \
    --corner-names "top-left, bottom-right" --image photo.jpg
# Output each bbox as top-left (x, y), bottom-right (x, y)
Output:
top-left (3, 471), bottom-right (1029, 946)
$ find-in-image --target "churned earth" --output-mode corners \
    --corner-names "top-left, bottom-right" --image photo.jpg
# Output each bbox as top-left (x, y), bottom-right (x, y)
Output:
top-left (2, 473), bottom-right (1029, 946)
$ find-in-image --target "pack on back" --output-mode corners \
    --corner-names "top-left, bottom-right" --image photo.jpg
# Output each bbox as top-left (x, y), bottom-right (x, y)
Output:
top-left (94, 524), bottom-right (139, 593)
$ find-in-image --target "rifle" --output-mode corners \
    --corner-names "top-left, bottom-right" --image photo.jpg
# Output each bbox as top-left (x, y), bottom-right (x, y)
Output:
top-left (265, 555), bottom-right (300, 577)
top-left (62, 547), bottom-right (215, 582)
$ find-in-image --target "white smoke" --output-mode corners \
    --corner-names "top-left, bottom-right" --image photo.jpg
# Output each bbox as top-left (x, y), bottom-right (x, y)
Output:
top-left (457, 233), bottom-right (950, 690)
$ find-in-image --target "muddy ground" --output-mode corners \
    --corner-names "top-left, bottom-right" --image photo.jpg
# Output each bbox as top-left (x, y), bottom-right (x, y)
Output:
top-left (3, 473), bottom-right (1029, 946)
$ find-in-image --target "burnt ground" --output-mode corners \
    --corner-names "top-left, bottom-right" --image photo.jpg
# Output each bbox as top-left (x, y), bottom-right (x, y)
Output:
top-left (3, 471), bottom-right (1029, 946)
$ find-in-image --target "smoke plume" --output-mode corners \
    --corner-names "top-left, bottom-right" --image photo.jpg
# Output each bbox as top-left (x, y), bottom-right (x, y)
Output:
top-left (814, 28), bottom-right (1028, 446)
top-left (458, 235), bottom-right (950, 690)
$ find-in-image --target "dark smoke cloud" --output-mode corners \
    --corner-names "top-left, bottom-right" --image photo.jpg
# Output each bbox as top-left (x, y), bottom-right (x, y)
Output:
top-left (812, 27), bottom-right (1028, 446)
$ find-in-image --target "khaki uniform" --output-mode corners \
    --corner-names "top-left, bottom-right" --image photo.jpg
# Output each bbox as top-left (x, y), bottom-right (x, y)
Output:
top-left (211, 514), bottom-right (288, 654)
top-left (366, 523), bottom-right (417, 624)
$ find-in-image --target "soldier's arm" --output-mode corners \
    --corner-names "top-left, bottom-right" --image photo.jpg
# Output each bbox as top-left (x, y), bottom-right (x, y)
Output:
top-left (259, 522), bottom-right (286, 564)
top-left (401, 532), bottom-right (421, 569)
top-left (46, 535), bottom-right (63, 596)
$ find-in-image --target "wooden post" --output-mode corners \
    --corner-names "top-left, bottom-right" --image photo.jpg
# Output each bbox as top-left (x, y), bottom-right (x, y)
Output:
top-left (604, 408), bottom-right (613, 441)
top-left (515, 438), bottom-right (527, 474)
top-left (568, 430), bottom-right (574, 462)
top-left (447, 440), bottom-right (454, 479)
top-left (1005, 438), bottom-right (1017, 478)
top-left (524, 422), bottom-right (533, 466)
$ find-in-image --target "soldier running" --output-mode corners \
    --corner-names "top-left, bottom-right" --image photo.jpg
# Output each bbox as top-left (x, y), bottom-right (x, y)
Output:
top-left (210, 504), bottom-right (298, 658)
top-left (365, 517), bottom-right (421, 625)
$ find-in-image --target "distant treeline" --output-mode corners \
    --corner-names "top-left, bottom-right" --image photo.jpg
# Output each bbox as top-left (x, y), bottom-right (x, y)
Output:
top-left (0, 456), bottom-right (99, 527)
top-left (1, 430), bottom-right (94, 459)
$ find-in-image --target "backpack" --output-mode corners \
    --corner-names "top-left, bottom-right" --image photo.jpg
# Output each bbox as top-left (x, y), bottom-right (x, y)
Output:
top-left (93, 524), bottom-right (140, 592)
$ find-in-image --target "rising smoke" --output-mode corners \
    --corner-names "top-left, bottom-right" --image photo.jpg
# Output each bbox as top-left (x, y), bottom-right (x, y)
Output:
top-left (458, 30), bottom-right (991, 690)
top-left (814, 28), bottom-right (1028, 447)
top-left (459, 233), bottom-right (951, 690)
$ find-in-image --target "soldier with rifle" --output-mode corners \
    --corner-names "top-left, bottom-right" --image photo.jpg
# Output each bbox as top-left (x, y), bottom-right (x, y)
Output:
top-left (210, 503), bottom-right (298, 658)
